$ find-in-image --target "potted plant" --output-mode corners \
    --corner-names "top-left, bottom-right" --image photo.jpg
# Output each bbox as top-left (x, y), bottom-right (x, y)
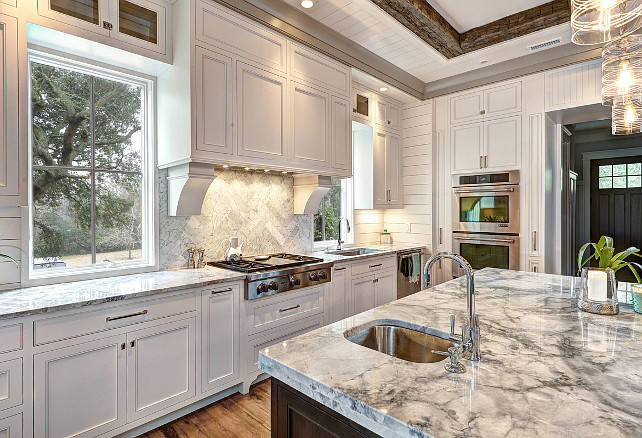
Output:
top-left (578, 236), bottom-right (642, 313)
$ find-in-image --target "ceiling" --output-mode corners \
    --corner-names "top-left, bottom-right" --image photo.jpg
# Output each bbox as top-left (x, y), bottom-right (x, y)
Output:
top-left (281, 0), bottom-right (588, 88)
top-left (427, 0), bottom-right (553, 33)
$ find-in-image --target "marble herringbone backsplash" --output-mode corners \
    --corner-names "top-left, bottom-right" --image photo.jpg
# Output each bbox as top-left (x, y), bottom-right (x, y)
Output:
top-left (159, 169), bottom-right (313, 270)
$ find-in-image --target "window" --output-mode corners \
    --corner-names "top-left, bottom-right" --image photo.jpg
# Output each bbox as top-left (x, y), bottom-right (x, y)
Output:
top-left (314, 178), bottom-right (353, 247)
top-left (28, 52), bottom-right (155, 279)
top-left (599, 163), bottom-right (642, 189)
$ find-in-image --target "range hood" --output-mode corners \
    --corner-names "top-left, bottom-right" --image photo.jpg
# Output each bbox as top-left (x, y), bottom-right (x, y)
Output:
top-left (293, 174), bottom-right (332, 215)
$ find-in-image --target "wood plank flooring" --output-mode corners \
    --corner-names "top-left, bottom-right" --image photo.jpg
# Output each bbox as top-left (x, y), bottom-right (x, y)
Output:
top-left (137, 379), bottom-right (271, 438)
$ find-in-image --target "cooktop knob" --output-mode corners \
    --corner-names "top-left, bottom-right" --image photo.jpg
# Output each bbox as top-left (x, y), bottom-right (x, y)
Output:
top-left (289, 275), bottom-right (301, 286)
top-left (257, 283), bottom-right (269, 293)
top-left (268, 281), bottom-right (279, 291)
top-left (319, 271), bottom-right (328, 280)
top-left (309, 272), bottom-right (319, 281)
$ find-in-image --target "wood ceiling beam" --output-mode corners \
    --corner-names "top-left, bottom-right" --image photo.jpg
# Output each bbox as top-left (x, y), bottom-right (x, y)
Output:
top-left (369, 0), bottom-right (571, 59)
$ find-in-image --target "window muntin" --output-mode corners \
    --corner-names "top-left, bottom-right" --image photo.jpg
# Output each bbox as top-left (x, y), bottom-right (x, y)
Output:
top-left (599, 163), bottom-right (642, 189)
top-left (314, 178), bottom-right (353, 246)
top-left (29, 53), bottom-right (153, 276)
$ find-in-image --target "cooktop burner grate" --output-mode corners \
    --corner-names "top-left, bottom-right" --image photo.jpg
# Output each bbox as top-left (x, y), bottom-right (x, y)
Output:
top-left (208, 253), bottom-right (324, 273)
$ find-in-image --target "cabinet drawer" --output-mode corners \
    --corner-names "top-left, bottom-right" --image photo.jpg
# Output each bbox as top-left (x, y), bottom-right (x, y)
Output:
top-left (0, 324), bottom-right (21, 354)
top-left (0, 358), bottom-right (21, 412)
top-left (351, 255), bottom-right (396, 276)
top-left (0, 413), bottom-right (21, 438)
top-left (245, 285), bottom-right (324, 335)
top-left (34, 291), bottom-right (197, 346)
top-left (248, 316), bottom-right (324, 375)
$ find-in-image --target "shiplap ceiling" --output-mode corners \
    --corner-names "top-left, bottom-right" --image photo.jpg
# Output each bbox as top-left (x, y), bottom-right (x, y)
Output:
top-left (282, 0), bottom-right (578, 84)
top-left (428, 0), bottom-right (553, 32)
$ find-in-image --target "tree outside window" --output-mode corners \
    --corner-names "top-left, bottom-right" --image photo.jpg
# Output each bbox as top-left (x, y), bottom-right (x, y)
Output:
top-left (30, 56), bottom-right (149, 271)
top-left (314, 178), bottom-right (353, 245)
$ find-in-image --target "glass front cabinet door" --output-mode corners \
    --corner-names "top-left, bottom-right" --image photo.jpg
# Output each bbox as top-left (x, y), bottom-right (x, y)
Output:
top-left (37, 0), bottom-right (167, 55)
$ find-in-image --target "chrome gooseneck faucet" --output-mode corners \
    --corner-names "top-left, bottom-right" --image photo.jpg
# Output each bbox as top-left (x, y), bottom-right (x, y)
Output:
top-left (424, 253), bottom-right (481, 366)
top-left (336, 217), bottom-right (351, 250)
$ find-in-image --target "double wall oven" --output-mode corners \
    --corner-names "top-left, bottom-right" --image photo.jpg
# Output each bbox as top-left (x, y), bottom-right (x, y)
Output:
top-left (451, 171), bottom-right (520, 275)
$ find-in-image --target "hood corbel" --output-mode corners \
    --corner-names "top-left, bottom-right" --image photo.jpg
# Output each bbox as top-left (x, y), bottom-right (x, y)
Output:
top-left (166, 162), bottom-right (217, 216)
top-left (293, 174), bottom-right (332, 215)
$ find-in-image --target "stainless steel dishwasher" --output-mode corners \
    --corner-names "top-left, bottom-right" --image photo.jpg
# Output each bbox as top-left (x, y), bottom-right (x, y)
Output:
top-left (397, 249), bottom-right (423, 299)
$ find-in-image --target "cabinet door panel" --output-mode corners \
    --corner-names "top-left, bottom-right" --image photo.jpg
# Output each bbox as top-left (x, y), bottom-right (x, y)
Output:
top-left (195, 47), bottom-right (233, 156)
top-left (451, 123), bottom-right (483, 174)
top-left (0, 358), bottom-right (21, 412)
top-left (34, 335), bottom-right (127, 438)
top-left (351, 275), bottom-right (374, 315)
top-left (37, 0), bottom-right (110, 36)
top-left (374, 269), bottom-right (396, 307)
top-left (328, 264), bottom-right (350, 324)
top-left (352, 86), bottom-right (372, 123)
top-left (111, 0), bottom-right (166, 55)
top-left (290, 82), bottom-right (329, 168)
top-left (127, 318), bottom-right (196, 421)
top-left (450, 91), bottom-right (482, 124)
top-left (372, 130), bottom-right (388, 208)
top-left (236, 63), bottom-right (287, 163)
top-left (0, 414), bottom-right (21, 438)
top-left (0, 16), bottom-right (21, 202)
top-left (386, 132), bottom-right (402, 207)
top-left (290, 43), bottom-right (350, 95)
top-left (387, 103), bottom-right (401, 131)
top-left (331, 96), bottom-right (351, 173)
top-left (484, 115), bottom-right (521, 170)
top-left (374, 99), bottom-right (387, 126)
top-left (484, 82), bottom-right (521, 118)
top-left (201, 286), bottom-right (240, 393)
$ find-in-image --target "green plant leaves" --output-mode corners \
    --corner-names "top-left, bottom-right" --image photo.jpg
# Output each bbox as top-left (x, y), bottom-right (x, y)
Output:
top-left (577, 235), bottom-right (642, 283)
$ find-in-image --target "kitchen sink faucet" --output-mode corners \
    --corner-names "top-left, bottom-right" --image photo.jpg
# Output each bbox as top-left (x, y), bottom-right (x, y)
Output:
top-left (424, 253), bottom-right (481, 362)
top-left (336, 217), bottom-right (351, 250)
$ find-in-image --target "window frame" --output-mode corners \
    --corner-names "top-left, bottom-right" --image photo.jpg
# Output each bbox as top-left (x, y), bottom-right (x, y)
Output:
top-left (313, 178), bottom-right (354, 251)
top-left (24, 49), bottom-right (158, 286)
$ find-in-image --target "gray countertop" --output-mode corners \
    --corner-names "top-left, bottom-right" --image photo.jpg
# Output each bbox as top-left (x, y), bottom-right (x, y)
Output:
top-left (259, 268), bottom-right (642, 438)
top-left (308, 243), bottom-right (428, 263)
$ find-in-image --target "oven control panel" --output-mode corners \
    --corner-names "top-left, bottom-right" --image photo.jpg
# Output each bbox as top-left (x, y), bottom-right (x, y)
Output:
top-left (247, 267), bottom-right (332, 300)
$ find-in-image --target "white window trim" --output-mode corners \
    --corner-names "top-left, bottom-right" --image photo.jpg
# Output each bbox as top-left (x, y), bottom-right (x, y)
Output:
top-left (313, 178), bottom-right (355, 251)
top-left (23, 48), bottom-right (159, 287)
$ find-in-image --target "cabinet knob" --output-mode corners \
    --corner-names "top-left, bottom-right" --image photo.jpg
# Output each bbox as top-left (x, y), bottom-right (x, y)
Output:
top-left (352, 108), bottom-right (357, 113)
top-left (480, 109), bottom-right (486, 115)
top-left (387, 120), bottom-right (391, 124)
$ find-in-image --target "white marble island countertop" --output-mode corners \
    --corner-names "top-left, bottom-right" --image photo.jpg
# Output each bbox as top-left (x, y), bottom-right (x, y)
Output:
top-left (259, 268), bottom-right (642, 438)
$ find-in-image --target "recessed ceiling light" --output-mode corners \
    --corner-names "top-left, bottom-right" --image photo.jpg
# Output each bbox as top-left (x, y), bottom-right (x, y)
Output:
top-left (379, 87), bottom-right (388, 92)
top-left (300, 0), bottom-right (313, 8)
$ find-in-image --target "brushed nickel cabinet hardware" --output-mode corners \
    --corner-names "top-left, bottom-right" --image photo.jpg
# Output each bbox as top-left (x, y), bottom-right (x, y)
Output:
top-left (211, 287), bottom-right (233, 295)
top-left (102, 21), bottom-right (113, 30)
top-left (454, 188), bottom-right (515, 194)
top-left (439, 227), bottom-right (443, 245)
top-left (334, 267), bottom-right (346, 271)
top-left (130, 340), bottom-right (136, 347)
top-left (279, 304), bottom-right (301, 313)
top-left (121, 343), bottom-right (126, 350)
top-left (453, 236), bottom-right (516, 243)
top-left (532, 231), bottom-right (537, 252)
top-left (106, 309), bottom-right (148, 322)
top-left (480, 156), bottom-right (483, 168)
top-left (369, 263), bottom-right (382, 268)
top-left (484, 156), bottom-right (488, 168)
top-left (480, 109), bottom-right (486, 115)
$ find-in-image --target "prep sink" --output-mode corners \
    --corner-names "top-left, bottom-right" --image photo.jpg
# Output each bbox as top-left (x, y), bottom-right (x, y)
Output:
top-left (326, 247), bottom-right (386, 256)
top-left (346, 324), bottom-right (454, 364)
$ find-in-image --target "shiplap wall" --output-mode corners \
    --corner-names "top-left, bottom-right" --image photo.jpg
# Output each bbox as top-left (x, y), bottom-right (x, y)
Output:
top-left (383, 100), bottom-right (432, 249)
top-left (354, 209), bottom-right (384, 245)
top-left (0, 207), bottom-right (22, 290)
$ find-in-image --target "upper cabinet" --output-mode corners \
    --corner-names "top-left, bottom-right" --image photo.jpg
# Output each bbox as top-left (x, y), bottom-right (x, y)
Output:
top-left (351, 85), bottom-right (373, 124)
top-left (450, 81), bottom-right (522, 125)
top-left (374, 98), bottom-right (401, 132)
top-left (373, 129), bottom-right (402, 209)
top-left (35, 0), bottom-right (170, 60)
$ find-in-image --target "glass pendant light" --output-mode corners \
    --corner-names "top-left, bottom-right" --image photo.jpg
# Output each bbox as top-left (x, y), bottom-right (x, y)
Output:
top-left (612, 96), bottom-right (642, 134)
top-left (572, 0), bottom-right (642, 45)
top-left (602, 35), bottom-right (642, 104)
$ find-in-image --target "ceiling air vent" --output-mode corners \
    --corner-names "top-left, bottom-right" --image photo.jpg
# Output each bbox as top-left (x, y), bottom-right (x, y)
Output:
top-left (528, 37), bottom-right (563, 52)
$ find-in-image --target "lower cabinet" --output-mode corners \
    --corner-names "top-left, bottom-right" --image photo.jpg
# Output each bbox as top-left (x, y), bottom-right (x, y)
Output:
top-left (0, 413), bottom-right (22, 438)
top-left (351, 268), bottom-right (397, 315)
top-left (327, 263), bottom-right (351, 324)
top-left (373, 269), bottom-right (395, 307)
top-left (272, 379), bottom-right (381, 438)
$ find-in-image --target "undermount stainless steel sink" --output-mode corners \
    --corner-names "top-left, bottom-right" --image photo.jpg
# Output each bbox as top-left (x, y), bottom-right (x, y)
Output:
top-left (326, 247), bottom-right (385, 257)
top-left (346, 324), bottom-right (454, 364)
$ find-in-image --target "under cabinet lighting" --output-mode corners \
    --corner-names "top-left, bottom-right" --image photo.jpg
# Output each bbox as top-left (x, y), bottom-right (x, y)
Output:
top-left (264, 169), bottom-right (270, 172)
top-left (379, 87), bottom-right (388, 92)
top-left (222, 165), bottom-right (229, 168)
top-left (301, 0), bottom-right (314, 8)
top-left (245, 167), bottom-right (251, 171)
top-left (282, 171), bottom-right (288, 174)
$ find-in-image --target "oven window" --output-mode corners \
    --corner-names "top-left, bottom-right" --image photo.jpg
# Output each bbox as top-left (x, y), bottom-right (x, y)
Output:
top-left (460, 196), bottom-right (509, 223)
top-left (460, 243), bottom-right (509, 270)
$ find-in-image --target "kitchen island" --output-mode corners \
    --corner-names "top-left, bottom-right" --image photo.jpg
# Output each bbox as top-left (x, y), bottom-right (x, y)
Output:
top-left (259, 268), bottom-right (642, 438)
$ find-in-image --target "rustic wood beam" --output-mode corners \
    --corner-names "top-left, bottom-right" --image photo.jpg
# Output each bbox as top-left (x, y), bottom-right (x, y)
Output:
top-left (460, 0), bottom-right (571, 53)
top-left (368, 0), bottom-right (462, 59)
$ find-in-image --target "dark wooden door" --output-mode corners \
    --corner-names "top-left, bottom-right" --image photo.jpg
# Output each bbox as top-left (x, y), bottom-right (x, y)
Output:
top-left (590, 156), bottom-right (642, 282)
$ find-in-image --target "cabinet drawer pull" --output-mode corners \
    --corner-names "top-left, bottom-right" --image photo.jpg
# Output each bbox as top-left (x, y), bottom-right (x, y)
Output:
top-left (369, 263), bottom-right (382, 268)
top-left (106, 310), bottom-right (148, 322)
top-left (211, 287), bottom-right (233, 295)
top-left (279, 304), bottom-right (301, 313)
top-left (480, 156), bottom-right (483, 168)
top-left (334, 267), bottom-right (346, 271)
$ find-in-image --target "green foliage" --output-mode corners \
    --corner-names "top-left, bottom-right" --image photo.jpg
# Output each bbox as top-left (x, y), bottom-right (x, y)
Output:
top-left (577, 235), bottom-right (642, 283)
top-left (314, 178), bottom-right (342, 242)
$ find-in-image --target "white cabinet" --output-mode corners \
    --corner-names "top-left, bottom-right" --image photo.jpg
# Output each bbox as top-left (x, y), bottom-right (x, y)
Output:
top-left (450, 81), bottom-right (521, 125)
top-left (327, 264), bottom-right (351, 324)
top-left (126, 318), bottom-right (196, 421)
top-left (374, 269), bottom-right (395, 307)
top-left (373, 129), bottom-right (403, 208)
top-left (290, 82), bottom-right (330, 169)
top-left (201, 284), bottom-right (240, 394)
top-left (331, 96), bottom-right (351, 172)
top-left (236, 62), bottom-right (288, 164)
top-left (195, 47), bottom-right (234, 157)
top-left (34, 334), bottom-right (127, 438)
top-left (351, 274), bottom-right (375, 315)
top-left (0, 15), bottom-right (22, 205)
top-left (36, 0), bottom-right (168, 57)
top-left (0, 358), bottom-right (21, 412)
top-left (451, 115), bottom-right (521, 173)
top-left (0, 414), bottom-right (21, 438)
top-left (375, 98), bottom-right (401, 131)
top-left (352, 85), bottom-right (373, 124)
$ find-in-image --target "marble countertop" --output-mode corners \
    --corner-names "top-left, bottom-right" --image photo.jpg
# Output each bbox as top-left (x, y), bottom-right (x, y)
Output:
top-left (259, 268), bottom-right (642, 438)
top-left (0, 267), bottom-right (246, 320)
top-left (308, 243), bottom-right (428, 263)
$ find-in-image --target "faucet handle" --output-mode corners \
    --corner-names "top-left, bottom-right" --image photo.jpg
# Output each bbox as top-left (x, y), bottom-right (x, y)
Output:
top-left (450, 315), bottom-right (455, 337)
top-left (444, 346), bottom-right (466, 374)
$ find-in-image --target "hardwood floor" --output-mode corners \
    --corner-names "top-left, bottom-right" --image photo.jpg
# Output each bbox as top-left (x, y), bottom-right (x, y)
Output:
top-left (137, 379), bottom-right (271, 438)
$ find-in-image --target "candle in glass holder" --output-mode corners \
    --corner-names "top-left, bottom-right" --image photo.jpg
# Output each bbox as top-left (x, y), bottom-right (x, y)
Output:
top-left (588, 270), bottom-right (608, 301)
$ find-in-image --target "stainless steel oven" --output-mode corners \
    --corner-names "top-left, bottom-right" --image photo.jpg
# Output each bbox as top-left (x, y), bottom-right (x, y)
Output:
top-left (452, 233), bottom-right (519, 276)
top-left (452, 171), bottom-right (519, 235)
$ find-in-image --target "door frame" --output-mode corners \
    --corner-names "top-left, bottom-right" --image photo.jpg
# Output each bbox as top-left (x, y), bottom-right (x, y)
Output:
top-left (581, 146), bottom-right (642, 246)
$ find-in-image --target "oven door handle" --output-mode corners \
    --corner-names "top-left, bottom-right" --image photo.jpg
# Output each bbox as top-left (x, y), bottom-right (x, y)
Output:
top-left (454, 188), bottom-right (515, 194)
top-left (453, 236), bottom-right (516, 244)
